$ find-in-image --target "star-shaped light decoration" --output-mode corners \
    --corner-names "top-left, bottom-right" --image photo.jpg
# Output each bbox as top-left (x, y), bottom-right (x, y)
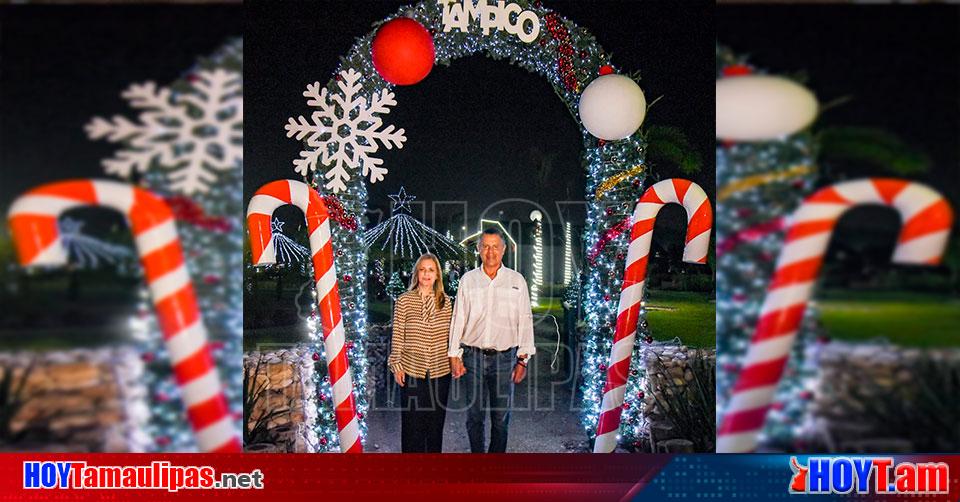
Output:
top-left (388, 186), bottom-right (415, 214)
top-left (271, 218), bottom-right (285, 234)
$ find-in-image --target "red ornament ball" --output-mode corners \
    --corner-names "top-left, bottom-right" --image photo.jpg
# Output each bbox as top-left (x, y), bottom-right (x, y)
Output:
top-left (141, 352), bottom-right (155, 363)
top-left (722, 64), bottom-right (753, 77)
top-left (604, 294), bottom-right (611, 302)
top-left (343, 274), bottom-right (352, 283)
top-left (599, 65), bottom-right (615, 76)
top-left (156, 436), bottom-right (171, 447)
top-left (637, 391), bottom-right (645, 400)
top-left (371, 17), bottom-right (435, 85)
top-left (312, 352), bottom-right (320, 361)
top-left (632, 179), bottom-right (641, 188)
top-left (319, 437), bottom-right (328, 446)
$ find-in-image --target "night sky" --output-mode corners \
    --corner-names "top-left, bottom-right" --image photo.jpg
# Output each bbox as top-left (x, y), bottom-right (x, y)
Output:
top-left (246, 1), bottom-right (715, 231)
top-left (3, 3), bottom-right (955, 249)
top-left (718, 4), bottom-right (960, 251)
top-left (0, 5), bottom-right (243, 209)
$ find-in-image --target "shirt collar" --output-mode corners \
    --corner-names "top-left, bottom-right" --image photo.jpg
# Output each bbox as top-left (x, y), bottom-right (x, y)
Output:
top-left (476, 264), bottom-right (507, 283)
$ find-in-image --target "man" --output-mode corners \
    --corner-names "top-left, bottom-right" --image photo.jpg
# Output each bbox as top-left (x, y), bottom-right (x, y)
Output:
top-left (449, 227), bottom-right (535, 453)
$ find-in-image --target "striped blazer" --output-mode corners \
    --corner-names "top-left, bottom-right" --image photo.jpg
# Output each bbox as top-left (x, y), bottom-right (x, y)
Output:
top-left (388, 290), bottom-right (453, 379)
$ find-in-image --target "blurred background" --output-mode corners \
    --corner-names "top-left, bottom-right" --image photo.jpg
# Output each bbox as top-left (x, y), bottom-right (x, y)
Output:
top-left (716, 3), bottom-right (959, 453)
top-left (0, 3), bottom-right (242, 452)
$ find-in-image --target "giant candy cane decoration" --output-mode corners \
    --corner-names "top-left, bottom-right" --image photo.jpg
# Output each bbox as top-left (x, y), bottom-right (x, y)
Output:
top-left (246, 180), bottom-right (362, 453)
top-left (7, 179), bottom-right (241, 452)
top-left (717, 178), bottom-right (954, 453)
top-left (594, 179), bottom-right (713, 453)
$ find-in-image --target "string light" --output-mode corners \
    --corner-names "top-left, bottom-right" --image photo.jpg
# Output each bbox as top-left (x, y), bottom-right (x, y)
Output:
top-left (58, 217), bottom-right (133, 269)
top-left (295, 1), bottom-right (653, 449)
top-left (530, 210), bottom-right (543, 307)
top-left (129, 39), bottom-right (244, 452)
top-left (715, 44), bottom-right (821, 450)
top-left (563, 221), bottom-right (574, 285)
top-left (271, 218), bottom-right (311, 264)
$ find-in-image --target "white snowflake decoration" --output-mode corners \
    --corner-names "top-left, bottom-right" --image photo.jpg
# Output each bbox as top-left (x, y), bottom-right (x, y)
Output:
top-left (86, 68), bottom-right (243, 195)
top-left (285, 68), bottom-right (407, 193)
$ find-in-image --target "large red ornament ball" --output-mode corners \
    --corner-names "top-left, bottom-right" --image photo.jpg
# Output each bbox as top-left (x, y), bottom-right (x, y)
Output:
top-left (722, 63), bottom-right (753, 77)
top-left (371, 17), bottom-right (435, 85)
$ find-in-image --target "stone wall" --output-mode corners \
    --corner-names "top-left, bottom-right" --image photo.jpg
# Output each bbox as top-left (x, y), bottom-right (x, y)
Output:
top-left (0, 347), bottom-right (149, 452)
top-left (243, 345), bottom-right (319, 453)
top-left (640, 343), bottom-right (717, 453)
top-left (805, 341), bottom-right (960, 452)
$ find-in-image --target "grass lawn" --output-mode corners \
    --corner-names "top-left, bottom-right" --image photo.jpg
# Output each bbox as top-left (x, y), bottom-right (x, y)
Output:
top-left (644, 290), bottom-right (716, 349)
top-left (248, 290), bottom-right (717, 349)
top-left (818, 290), bottom-right (960, 348)
top-left (365, 290), bottom-right (716, 348)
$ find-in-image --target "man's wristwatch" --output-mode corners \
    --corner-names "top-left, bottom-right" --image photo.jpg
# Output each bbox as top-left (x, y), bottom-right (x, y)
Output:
top-left (516, 355), bottom-right (528, 367)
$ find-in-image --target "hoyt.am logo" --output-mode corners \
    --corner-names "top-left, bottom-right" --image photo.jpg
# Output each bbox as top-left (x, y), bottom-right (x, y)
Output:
top-left (789, 456), bottom-right (949, 495)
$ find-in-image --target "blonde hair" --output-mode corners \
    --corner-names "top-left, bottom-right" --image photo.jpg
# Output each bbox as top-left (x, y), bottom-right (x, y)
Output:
top-left (408, 253), bottom-right (446, 309)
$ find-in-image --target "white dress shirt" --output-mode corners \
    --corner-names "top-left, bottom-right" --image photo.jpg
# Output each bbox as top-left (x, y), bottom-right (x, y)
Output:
top-left (448, 265), bottom-right (536, 359)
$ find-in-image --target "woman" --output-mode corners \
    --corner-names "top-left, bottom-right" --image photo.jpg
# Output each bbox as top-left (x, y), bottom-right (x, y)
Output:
top-left (388, 253), bottom-right (453, 453)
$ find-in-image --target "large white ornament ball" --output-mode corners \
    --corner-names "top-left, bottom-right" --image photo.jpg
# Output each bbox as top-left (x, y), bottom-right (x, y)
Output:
top-left (716, 75), bottom-right (818, 141)
top-left (529, 210), bottom-right (542, 222)
top-left (578, 74), bottom-right (647, 141)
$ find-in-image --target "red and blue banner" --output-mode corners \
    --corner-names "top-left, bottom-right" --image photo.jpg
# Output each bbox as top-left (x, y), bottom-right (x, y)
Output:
top-left (2, 454), bottom-right (958, 500)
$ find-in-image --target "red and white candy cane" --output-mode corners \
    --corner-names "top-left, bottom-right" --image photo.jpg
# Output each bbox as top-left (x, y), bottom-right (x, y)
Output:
top-left (246, 179), bottom-right (362, 453)
top-left (7, 179), bottom-right (241, 452)
top-left (594, 179), bottom-right (713, 453)
top-left (718, 178), bottom-right (954, 453)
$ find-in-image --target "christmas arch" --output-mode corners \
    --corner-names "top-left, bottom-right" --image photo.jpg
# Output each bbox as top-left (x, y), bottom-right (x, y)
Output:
top-left (286, 0), bottom-right (659, 452)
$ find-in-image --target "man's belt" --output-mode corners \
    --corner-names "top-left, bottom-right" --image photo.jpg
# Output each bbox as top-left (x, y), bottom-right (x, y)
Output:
top-left (463, 345), bottom-right (513, 355)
